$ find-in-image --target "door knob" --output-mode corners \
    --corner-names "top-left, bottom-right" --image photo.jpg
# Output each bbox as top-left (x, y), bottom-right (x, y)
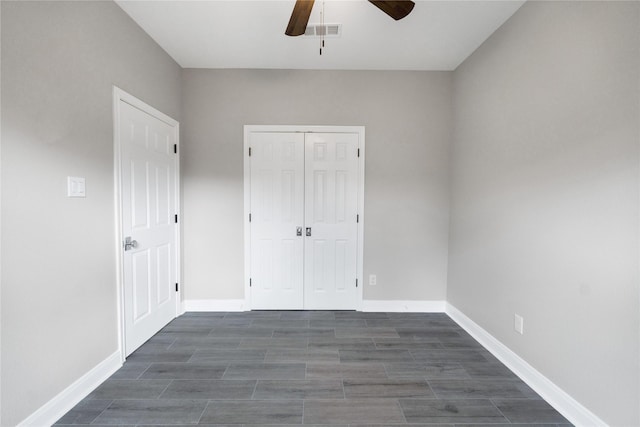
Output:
top-left (306, 227), bottom-right (312, 237)
top-left (124, 236), bottom-right (138, 251)
top-left (296, 226), bottom-right (302, 236)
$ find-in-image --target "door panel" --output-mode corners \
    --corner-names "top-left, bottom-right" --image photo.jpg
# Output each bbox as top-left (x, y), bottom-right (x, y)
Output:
top-left (250, 133), bottom-right (305, 309)
top-left (304, 133), bottom-right (359, 310)
top-left (120, 100), bottom-right (178, 356)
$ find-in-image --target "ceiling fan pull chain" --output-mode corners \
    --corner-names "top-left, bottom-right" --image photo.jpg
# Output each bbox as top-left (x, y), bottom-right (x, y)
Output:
top-left (319, 0), bottom-right (325, 55)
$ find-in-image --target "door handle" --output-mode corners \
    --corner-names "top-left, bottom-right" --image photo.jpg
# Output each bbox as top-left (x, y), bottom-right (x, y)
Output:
top-left (124, 236), bottom-right (138, 251)
top-left (296, 226), bottom-right (302, 236)
top-left (306, 227), bottom-right (312, 237)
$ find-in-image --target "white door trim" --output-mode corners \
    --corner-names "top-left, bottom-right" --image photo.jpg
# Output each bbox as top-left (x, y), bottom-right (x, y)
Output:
top-left (243, 125), bottom-right (365, 311)
top-left (113, 87), bottom-right (181, 361)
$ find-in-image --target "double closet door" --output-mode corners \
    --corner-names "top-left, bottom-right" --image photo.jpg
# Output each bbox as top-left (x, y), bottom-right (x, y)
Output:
top-left (249, 131), bottom-right (361, 310)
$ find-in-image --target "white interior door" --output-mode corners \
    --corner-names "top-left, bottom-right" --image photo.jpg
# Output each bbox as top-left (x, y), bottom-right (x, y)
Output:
top-left (250, 132), bottom-right (305, 309)
top-left (119, 99), bottom-right (179, 356)
top-left (304, 133), bottom-right (359, 310)
top-left (247, 129), bottom-right (361, 310)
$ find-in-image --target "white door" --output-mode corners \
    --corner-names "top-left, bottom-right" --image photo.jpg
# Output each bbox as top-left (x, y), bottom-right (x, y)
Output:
top-left (250, 133), bottom-right (305, 309)
top-left (248, 130), bottom-right (360, 310)
top-left (118, 98), bottom-right (179, 356)
top-left (304, 133), bottom-right (359, 309)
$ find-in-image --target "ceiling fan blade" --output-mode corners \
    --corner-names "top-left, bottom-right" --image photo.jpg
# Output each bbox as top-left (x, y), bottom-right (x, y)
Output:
top-left (368, 0), bottom-right (415, 21)
top-left (285, 0), bottom-right (315, 36)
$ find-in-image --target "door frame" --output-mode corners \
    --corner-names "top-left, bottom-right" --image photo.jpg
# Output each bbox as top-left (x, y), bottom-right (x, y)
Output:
top-left (113, 87), bottom-right (181, 361)
top-left (243, 125), bottom-right (365, 311)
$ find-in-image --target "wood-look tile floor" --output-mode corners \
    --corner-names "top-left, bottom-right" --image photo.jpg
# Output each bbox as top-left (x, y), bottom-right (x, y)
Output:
top-left (56, 311), bottom-right (572, 426)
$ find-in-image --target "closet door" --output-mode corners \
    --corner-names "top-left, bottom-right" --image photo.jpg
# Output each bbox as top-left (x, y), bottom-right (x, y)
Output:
top-left (304, 133), bottom-right (359, 310)
top-left (250, 132), bottom-right (305, 309)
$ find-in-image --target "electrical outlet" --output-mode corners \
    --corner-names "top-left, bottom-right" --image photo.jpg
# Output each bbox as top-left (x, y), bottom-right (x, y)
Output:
top-left (369, 274), bottom-right (377, 286)
top-left (514, 314), bottom-right (524, 335)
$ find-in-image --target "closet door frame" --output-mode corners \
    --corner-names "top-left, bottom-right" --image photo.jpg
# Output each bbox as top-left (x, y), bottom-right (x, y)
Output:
top-left (243, 125), bottom-right (365, 311)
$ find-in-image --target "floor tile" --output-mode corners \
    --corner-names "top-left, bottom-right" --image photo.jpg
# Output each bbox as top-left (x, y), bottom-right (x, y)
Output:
top-left (223, 362), bottom-right (306, 379)
top-left (239, 337), bottom-right (309, 349)
top-left (189, 349), bottom-right (266, 363)
top-left (264, 348), bottom-right (339, 363)
top-left (210, 327), bottom-right (274, 338)
top-left (161, 325), bottom-right (215, 334)
top-left (437, 337), bottom-right (486, 349)
top-left (373, 338), bottom-right (444, 350)
top-left (384, 362), bottom-right (470, 380)
top-left (125, 350), bottom-right (194, 363)
top-left (249, 319), bottom-right (310, 328)
top-left (399, 398), bottom-right (508, 423)
top-left (492, 399), bottom-right (571, 423)
top-left (306, 362), bottom-right (388, 379)
top-left (344, 379), bottom-right (435, 398)
top-left (335, 327), bottom-right (400, 338)
top-left (429, 379), bottom-right (538, 399)
top-left (396, 328), bottom-right (461, 339)
top-left (109, 363), bottom-right (150, 380)
top-left (57, 311), bottom-right (570, 426)
top-left (411, 349), bottom-right (489, 363)
top-left (140, 363), bottom-right (226, 379)
top-left (88, 380), bottom-right (170, 400)
top-left (461, 362), bottom-right (520, 379)
top-left (279, 311), bottom-right (337, 320)
top-left (253, 379), bottom-right (344, 399)
top-left (222, 311), bottom-right (281, 319)
top-left (92, 399), bottom-right (207, 425)
top-left (339, 349), bottom-right (414, 362)
top-left (272, 328), bottom-right (335, 338)
top-left (200, 400), bottom-right (303, 424)
top-left (309, 319), bottom-right (368, 328)
top-left (159, 379), bottom-right (256, 399)
top-left (334, 312), bottom-right (390, 319)
top-left (54, 399), bottom-right (112, 425)
top-left (168, 336), bottom-right (242, 349)
top-left (304, 399), bottom-right (405, 424)
top-left (131, 342), bottom-right (176, 354)
top-left (307, 337), bottom-right (376, 351)
top-left (169, 317), bottom-right (249, 328)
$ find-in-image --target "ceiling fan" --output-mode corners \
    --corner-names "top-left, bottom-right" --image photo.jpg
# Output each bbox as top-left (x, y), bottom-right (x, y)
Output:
top-left (285, 0), bottom-right (415, 36)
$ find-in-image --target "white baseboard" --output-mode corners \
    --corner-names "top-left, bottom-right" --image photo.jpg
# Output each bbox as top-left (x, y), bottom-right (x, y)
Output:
top-left (181, 299), bottom-right (445, 313)
top-left (361, 300), bottom-right (446, 312)
top-left (182, 299), bottom-right (248, 312)
top-left (445, 303), bottom-right (607, 427)
top-left (17, 350), bottom-right (122, 427)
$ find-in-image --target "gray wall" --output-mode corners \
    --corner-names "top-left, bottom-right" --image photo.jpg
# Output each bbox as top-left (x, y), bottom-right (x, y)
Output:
top-left (0, 1), bottom-right (181, 425)
top-left (181, 69), bottom-right (452, 302)
top-left (448, 2), bottom-right (639, 425)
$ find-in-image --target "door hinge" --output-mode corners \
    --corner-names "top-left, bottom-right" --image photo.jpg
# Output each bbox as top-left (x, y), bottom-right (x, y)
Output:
top-left (174, 214), bottom-right (178, 223)
top-left (249, 147), bottom-right (252, 156)
top-left (174, 144), bottom-right (177, 154)
top-left (356, 278), bottom-right (358, 288)
top-left (249, 213), bottom-right (252, 222)
top-left (357, 214), bottom-right (359, 223)
top-left (175, 283), bottom-right (179, 292)
top-left (249, 278), bottom-right (252, 287)
top-left (357, 148), bottom-right (360, 157)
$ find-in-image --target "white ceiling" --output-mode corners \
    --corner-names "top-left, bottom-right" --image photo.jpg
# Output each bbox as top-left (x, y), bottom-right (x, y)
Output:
top-left (115, 0), bottom-right (525, 71)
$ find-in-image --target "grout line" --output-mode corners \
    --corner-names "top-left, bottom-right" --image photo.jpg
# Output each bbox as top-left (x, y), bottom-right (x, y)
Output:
top-left (489, 398), bottom-right (513, 423)
top-left (195, 399), bottom-right (210, 425)
top-left (250, 379), bottom-right (259, 399)
top-left (87, 398), bottom-right (113, 425)
top-left (156, 379), bottom-right (173, 399)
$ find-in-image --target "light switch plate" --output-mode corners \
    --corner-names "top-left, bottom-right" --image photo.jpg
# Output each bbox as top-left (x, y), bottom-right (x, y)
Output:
top-left (514, 314), bottom-right (524, 335)
top-left (67, 176), bottom-right (86, 198)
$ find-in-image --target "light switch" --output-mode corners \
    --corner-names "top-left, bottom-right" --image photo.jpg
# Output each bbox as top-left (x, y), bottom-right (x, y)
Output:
top-left (67, 176), bottom-right (86, 198)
